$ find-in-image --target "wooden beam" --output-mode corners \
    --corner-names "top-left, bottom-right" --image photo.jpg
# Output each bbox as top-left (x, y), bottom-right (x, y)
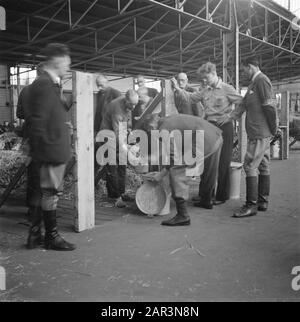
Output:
top-left (72, 71), bottom-right (95, 232)
top-left (161, 79), bottom-right (178, 116)
top-left (133, 91), bottom-right (163, 130)
top-left (280, 91), bottom-right (290, 160)
top-left (238, 114), bottom-right (247, 163)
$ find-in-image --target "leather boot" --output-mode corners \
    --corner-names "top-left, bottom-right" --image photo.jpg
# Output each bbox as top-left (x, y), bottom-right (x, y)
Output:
top-left (26, 206), bottom-right (43, 249)
top-left (44, 210), bottom-right (76, 251)
top-left (193, 193), bottom-right (213, 209)
top-left (233, 177), bottom-right (258, 218)
top-left (258, 175), bottom-right (270, 211)
top-left (193, 199), bottom-right (213, 209)
top-left (161, 198), bottom-right (190, 226)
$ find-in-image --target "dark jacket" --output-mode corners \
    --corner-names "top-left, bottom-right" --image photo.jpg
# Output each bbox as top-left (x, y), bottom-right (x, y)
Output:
top-left (232, 72), bottom-right (274, 139)
top-left (94, 87), bottom-right (122, 133)
top-left (146, 87), bottom-right (158, 98)
top-left (16, 85), bottom-right (31, 138)
top-left (27, 72), bottom-right (71, 164)
top-left (100, 96), bottom-right (132, 135)
top-left (17, 85), bottom-right (30, 120)
top-left (174, 85), bottom-right (203, 116)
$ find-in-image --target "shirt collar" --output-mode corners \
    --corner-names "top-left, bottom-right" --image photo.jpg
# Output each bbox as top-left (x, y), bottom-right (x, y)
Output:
top-left (251, 71), bottom-right (261, 82)
top-left (44, 69), bottom-right (61, 85)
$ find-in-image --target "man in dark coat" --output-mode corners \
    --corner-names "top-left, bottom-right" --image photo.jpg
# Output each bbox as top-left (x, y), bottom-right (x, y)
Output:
top-left (16, 62), bottom-right (45, 223)
top-left (99, 90), bottom-right (139, 208)
top-left (94, 74), bottom-right (122, 176)
top-left (27, 43), bottom-right (75, 251)
top-left (94, 74), bottom-right (122, 134)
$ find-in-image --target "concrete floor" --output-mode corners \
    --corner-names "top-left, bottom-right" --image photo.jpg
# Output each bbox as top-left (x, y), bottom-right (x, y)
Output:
top-left (0, 150), bottom-right (299, 302)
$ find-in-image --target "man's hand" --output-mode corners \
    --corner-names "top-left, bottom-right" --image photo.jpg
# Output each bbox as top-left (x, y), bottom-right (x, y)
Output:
top-left (215, 115), bottom-right (232, 127)
top-left (143, 169), bottom-right (168, 183)
top-left (171, 77), bottom-right (180, 91)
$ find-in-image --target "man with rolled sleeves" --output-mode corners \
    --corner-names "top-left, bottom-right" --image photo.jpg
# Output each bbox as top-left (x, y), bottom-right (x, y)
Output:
top-left (172, 63), bottom-right (243, 208)
top-left (230, 57), bottom-right (277, 217)
top-left (27, 43), bottom-right (75, 251)
top-left (141, 114), bottom-right (223, 226)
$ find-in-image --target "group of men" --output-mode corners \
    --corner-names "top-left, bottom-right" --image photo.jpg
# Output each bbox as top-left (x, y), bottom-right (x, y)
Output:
top-left (94, 59), bottom-right (277, 227)
top-left (17, 41), bottom-right (277, 252)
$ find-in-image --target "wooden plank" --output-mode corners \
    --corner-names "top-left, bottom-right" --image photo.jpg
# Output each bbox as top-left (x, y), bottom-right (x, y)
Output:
top-left (133, 91), bottom-right (163, 129)
top-left (162, 79), bottom-right (178, 116)
top-left (280, 91), bottom-right (289, 159)
top-left (238, 114), bottom-right (247, 163)
top-left (72, 71), bottom-right (95, 232)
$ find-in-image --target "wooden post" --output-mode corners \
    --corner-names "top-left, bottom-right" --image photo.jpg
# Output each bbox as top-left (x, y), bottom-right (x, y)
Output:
top-left (0, 266), bottom-right (6, 291)
top-left (280, 91), bottom-right (289, 160)
top-left (161, 79), bottom-right (178, 116)
top-left (72, 71), bottom-right (95, 232)
top-left (238, 114), bottom-right (247, 162)
top-left (222, 1), bottom-right (247, 163)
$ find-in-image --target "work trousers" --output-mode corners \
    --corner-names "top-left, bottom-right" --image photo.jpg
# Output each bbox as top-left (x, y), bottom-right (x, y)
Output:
top-left (243, 138), bottom-right (271, 177)
top-left (198, 140), bottom-right (222, 203)
top-left (39, 163), bottom-right (66, 211)
top-left (213, 121), bottom-right (234, 201)
top-left (26, 160), bottom-right (42, 208)
top-left (106, 164), bottom-right (126, 199)
top-left (169, 166), bottom-right (190, 201)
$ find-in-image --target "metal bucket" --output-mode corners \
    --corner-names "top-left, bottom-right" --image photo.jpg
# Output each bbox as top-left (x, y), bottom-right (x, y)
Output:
top-left (229, 161), bottom-right (243, 199)
top-left (135, 172), bottom-right (171, 216)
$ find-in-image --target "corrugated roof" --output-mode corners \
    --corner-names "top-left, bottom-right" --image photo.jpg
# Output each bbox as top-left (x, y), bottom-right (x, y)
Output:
top-left (0, 0), bottom-right (299, 82)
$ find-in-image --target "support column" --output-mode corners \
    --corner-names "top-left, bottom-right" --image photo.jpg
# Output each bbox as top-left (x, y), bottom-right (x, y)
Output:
top-left (161, 79), bottom-right (178, 116)
top-left (222, 0), bottom-right (247, 162)
top-left (280, 91), bottom-right (289, 160)
top-left (72, 71), bottom-right (95, 232)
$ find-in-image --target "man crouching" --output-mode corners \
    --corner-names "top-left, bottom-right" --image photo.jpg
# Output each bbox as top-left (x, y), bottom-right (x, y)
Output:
top-left (140, 113), bottom-right (223, 226)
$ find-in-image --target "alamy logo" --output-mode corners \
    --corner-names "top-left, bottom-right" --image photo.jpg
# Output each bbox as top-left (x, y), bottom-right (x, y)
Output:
top-left (291, 266), bottom-right (300, 291)
top-left (0, 6), bottom-right (6, 31)
top-left (95, 122), bottom-right (205, 169)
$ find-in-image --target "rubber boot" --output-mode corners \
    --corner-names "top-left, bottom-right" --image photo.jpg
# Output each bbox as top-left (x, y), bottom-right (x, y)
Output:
top-left (258, 175), bottom-right (270, 211)
top-left (233, 177), bottom-right (258, 218)
top-left (26, 206), bottom-right (43, 249)
top-left (161, 198), bottom-right (190, 226)
top-left (44, 210), bottom-right (76, 251)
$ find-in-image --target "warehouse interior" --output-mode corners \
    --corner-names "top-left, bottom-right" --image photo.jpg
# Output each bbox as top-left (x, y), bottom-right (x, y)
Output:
top-left (0, 0), bottom-right (300, 302)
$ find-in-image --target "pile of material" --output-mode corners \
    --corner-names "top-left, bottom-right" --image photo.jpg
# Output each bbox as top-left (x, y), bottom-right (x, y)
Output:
top-left (0, 149), bottom-right (143, 204)
top-left (0, 132), bottom-right (23, 151)
top-left (0, 151), bottom-right (27, 190)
